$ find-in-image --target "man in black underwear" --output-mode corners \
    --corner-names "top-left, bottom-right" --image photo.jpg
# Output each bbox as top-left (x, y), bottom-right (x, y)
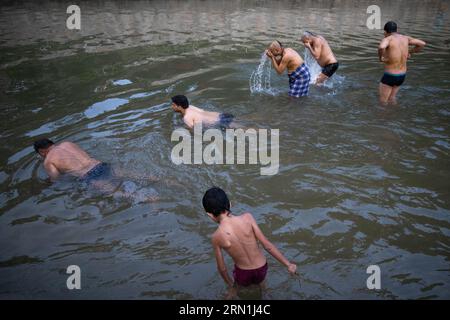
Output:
top-left (33, 138), bottom-right (109, 184)
top-left (33, 138), bottom-right (159, 200)
top-left (301, 31), bottom-right (339, 85)
top-left (378, 21), bottom-right (426, 104)
top-left (171, 95), bottom-right (236, 129)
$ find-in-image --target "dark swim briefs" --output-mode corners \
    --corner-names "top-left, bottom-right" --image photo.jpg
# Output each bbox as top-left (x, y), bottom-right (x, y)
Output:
top-left (380, 72), bottom-right (406, 87)
top-left (321, 62), bottom-right (339, 78)
top-left (218, 113), bottom-right (234, 128)
top-left (233, 262), bottom-right (268, 287)
top-left (79, 162), bottom-right (112, 185)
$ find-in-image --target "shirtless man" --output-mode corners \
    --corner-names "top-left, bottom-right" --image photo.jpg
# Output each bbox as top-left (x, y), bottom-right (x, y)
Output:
top-left (202, 187), bottom-right (297, 298)
top-left (171, 95), bottom-right (235, 129)
top-left (266, 40), bottom-right (311, 97)
top-left (33, 139), bottom-right (160, 201)
top-left (378, 21), bottom-right (426, 104)
top-left (33, 138), bottom-right (106, 183)
top-left (301, 31), bottom-right (339, 85)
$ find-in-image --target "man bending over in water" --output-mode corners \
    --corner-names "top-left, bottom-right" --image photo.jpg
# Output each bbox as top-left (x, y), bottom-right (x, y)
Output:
top-left (171, 95), bottom-right (236, 129)
top-left (301, 31), bottom-right (339, 85)
top-left (203, 187), bottom-right (297, 299)
top-left (34, 138), bottom-right (108, 184)
top-left (378, 21), bottom-right (426, 104)
top-left (33, 138), bottom-right (159, 201)
top-left (266, 40), bottom-right (311, 97)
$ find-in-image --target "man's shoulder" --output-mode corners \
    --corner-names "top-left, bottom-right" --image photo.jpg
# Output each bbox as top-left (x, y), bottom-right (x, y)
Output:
top-left (58, 141), bottom-right (75, 149)
top-left (211, 229), bottom-right (224, 244)
top-left (240, 212), bottom-right (254, 222)
top-left (43, 156), bottom-right (54, 167)
top-left (285, 48), bottom-right (300, 58)
top-left (183, 109), bottom-right (195, 120)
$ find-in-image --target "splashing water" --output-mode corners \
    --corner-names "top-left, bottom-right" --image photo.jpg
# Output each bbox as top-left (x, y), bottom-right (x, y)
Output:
top-left (304, 49), bottom-right (345, 90)
top-left (250, 50), bottom-right (345, 95)
top-left (304, 49), bottom-right (322, 84)
top-left (249, 53), bottom-right (277, 95)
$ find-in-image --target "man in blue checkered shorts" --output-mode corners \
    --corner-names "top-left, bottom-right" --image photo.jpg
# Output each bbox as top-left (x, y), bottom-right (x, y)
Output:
top-left (266, 40), bottom-right (311, 97)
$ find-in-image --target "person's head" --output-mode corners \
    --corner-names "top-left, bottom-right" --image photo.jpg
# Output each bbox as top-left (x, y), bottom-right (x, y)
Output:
top-left (301, 31), bottom-right (315, 44)
top-left (268, 40), bottom-right (284, 57)
top-left (202, 187), bottom-right (231, 222)
top-left (33, 138), bottom-right (54, 158)
top-left (171, 95), bottom-right (189, 113)
top-left (384, 21), bottom-right (397, 36)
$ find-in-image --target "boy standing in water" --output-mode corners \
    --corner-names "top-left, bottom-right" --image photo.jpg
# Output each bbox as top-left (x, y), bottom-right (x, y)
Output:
top-left (202, 187), bottom-right (297, 298)
top-left (266, 40), bottom-right (311, 97)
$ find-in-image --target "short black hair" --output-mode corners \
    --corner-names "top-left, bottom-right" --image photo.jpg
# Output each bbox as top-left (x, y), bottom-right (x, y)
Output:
top-left (384, 21), bottom-right (397, 33)
top-left (33, 138), bottom-right (54, 153)
top-left (171, 95), bottom-right (189, 109)
top-left (202, 187), bottom-right (230, 216)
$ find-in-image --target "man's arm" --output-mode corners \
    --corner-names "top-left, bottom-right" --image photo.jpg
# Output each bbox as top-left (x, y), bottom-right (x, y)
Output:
top-left (267, 50), bottom-right (289, 74)
top-left (212, 236), bottom-right (234, 287)
top-left (378, 37), bottom-right (390, 62)
top-left (44, 161), bottom-right (60, 181)
top-left (184, 115), bottom-right (195, 129)
top-left (408, 36), bottom-right (426, 54)
top-left (305, 41), bottom-right (321, 60)
top-left (247, 213), bottom-right (297, 274)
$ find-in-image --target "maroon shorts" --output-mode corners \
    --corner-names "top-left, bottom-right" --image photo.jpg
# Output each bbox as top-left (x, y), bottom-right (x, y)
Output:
top-left (233, 262), bottom-right (268, 287)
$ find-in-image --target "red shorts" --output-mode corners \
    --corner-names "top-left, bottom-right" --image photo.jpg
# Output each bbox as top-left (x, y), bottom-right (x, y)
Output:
top-left (233, 262), bottom-right (268, 287)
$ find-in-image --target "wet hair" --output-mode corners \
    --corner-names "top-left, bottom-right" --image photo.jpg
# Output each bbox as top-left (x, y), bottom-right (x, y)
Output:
top-left (269, 40), bottom-right (283, 51)
top-left (301, 31), bottom-right (316, 42)
top-left (171, 95), bottom-right (189, 109)
top-left (202, 187), bottom-right (231, 217)
top-left (384, 21), bottom-right (397, 33)
top-left (304, 30), bottom-right (316, 37)
top-left (33, 138), bottom-right (54, 153)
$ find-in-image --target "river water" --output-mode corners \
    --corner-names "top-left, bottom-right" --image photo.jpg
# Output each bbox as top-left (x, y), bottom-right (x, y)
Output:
top-left (0, 0), bottom-right (449, 299)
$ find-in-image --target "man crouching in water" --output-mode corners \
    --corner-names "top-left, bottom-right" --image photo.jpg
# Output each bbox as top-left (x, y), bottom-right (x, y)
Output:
top-left (266, 40), bottom-right (311, 98)
top-left (301, 31), bottom-right (339, 85)
top-left (33, 138), bottom-right (158, 201)
top-left (34, 138), bottom-right (106, 184)
top-left (378, 21), bottom-right (426, 104)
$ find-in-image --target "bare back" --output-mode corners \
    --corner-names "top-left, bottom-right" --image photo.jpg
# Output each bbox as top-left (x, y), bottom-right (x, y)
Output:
top-left (214, 213), bottom-right (266, 270)
top-left (283, 48), bottom-right (304, 73)
top-left (45, 142), bottom-right (100, 177)
top-left (183, 105), bottom-right (221, 128)
top-left (381, 34), bottom-right (410, 73)
top-left (312, 36), bottom-right (337, 67)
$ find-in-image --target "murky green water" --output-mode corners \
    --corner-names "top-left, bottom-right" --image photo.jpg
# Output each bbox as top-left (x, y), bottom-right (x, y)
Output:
top-left (0, 0), bottom-right (449, 299)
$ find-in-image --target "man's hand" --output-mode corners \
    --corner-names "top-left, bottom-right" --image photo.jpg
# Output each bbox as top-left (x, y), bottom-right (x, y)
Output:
top-left (287, 263), bottom-right (297, 275)
top-left (225, 285), bottom-right (238, 300)
top-left (265, 49), bottom-right (273, 58)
